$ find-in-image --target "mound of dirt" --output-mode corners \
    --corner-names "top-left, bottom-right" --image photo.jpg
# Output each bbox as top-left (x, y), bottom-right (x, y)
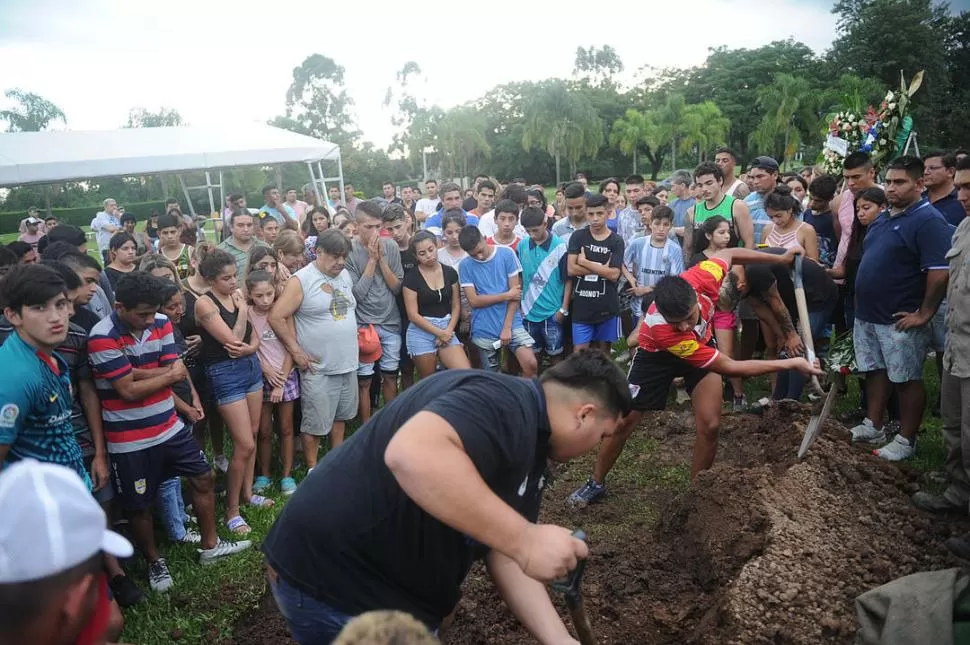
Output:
top-left (232, 404), bottom-right (969, 645)
top-left (445, 405), bottom-right (970, 645)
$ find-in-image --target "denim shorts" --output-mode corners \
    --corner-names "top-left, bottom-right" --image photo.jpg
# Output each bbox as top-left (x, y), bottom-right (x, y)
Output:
top-left (523, 317), bottom-right (564, 356)
top-left (854, 319), bottom-right (931, 383)
top-left (357, 324), bottom-right (402, 377)
top-left (573, 317), bottom-right (621, 345)
top-left (406, 314), bottom-right (460, 357)
top-left (472, 327), bottom-right (535, 372)
top-left (930, 300), bottom-right (947, 352)
top-left (206, 354), bottom-right (262, 406)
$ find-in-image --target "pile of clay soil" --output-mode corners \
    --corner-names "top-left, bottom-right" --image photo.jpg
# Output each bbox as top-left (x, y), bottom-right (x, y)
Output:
top-left (445, 403), bottom-right (970, 644)
top-left (232, 404), bottom-right (970, 644)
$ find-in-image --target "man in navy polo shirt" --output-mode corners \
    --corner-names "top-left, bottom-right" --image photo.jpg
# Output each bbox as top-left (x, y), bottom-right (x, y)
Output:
top-left (850, 156), bottom-right (953, 461)
top-left (923, 150), bottom-right (966, 227)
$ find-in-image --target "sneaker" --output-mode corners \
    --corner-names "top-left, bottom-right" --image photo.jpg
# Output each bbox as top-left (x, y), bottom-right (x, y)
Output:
top-left (732, 395), bottom-right (748, 413)
top-left (912, 491), bottom-right (967, 514)
top-left (874, 435), bottom-right (914, 461)
top-left (213, 454), bottom-right (229, 473)
top-left (148, 558), bottom-right (174, 593)
top-left (946, 533), bottom-right (970, 560)
top-left (850, 418), bottom-right (887, 444)
top-left (198, 538), bottom-right (252, 566)
top-left (568, 479), bottom-right (606, 507)
top-left (280, 477), bottom-right (297, 496)
top-left (253, 475), bottom-right (272, 494)
top-left (177, 528), bottom-right (202, 544)
top-left (109, 574), bottom-right (145, 608)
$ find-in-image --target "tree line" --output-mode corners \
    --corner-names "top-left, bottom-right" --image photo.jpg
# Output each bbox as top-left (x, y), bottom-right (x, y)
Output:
top-left (2, 0), bottom-right (967, 213)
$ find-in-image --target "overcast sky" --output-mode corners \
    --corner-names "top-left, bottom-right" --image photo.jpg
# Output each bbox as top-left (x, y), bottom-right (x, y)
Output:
top-left (0, 0), bottom-right (963, 148)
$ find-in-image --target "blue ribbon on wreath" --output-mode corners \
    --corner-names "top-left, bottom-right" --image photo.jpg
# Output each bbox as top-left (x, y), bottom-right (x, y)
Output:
top-left (859, 121), bottom-right (881, 153)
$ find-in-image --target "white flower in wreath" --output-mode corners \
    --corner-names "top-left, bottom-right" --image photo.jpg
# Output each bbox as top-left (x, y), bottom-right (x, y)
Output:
top-left (888, 102), bottom-right (896, 111)
top-left (879, 138), bottom-right (887, 146)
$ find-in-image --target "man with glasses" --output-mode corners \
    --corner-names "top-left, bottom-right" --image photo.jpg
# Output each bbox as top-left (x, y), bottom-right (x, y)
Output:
top-left (923, 150), bottom-right (965, 227)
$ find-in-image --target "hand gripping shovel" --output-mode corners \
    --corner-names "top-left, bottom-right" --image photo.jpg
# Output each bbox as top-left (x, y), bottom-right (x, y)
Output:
top-left (550, 530), bottom-right (597, 645)
top-left (792, 256), bottom-right (837, 458)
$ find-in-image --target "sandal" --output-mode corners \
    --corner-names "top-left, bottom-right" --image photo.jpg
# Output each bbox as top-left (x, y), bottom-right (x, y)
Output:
top-left (247, 494), bottom-right (275, 509)
top-left (226, 515), bottom-right (251, 535)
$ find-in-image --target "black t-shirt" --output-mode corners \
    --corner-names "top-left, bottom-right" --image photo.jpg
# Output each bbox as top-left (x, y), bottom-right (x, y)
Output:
top-left (71, 307), bottom-right (101, 334)
top-left (462, 197), bottom-right (478, 212)
top-left (745, 249), bottom-right (837, 317)
top-left (170, 324), bottom-right (193, 406)
top-left (261, 370), bottom-right (550, 625)
top-left (567, 228), bottom-right (624, 323)
top-left (402, 264), bottom-right (459, 319)
top-left (104, 266), bottom-right (133, 290)
top-left (804, 209), bottom-right (837, 267)
top-left (396, 248), bottom-right (419, 326)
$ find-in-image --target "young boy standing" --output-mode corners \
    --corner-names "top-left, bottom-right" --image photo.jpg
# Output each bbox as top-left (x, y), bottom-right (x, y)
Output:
top-left (382, 204), bottom-right (417, 391)
top-left (518, 207), bottom-right (570, 367)
top-left (567, 193), bottom-right (625, 353)
top-left (458, 226), bottom-right (537, 377)
top-left (634, 196), bottom-right (661, 237)
top-left (624, 206), bottom-right (685, 322)
top-left (486, 199), bottom-right (523, 252)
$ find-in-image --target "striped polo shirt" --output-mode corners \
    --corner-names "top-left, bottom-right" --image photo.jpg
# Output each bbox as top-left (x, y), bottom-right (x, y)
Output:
top-left (88, 312), bottom-right (183, 454)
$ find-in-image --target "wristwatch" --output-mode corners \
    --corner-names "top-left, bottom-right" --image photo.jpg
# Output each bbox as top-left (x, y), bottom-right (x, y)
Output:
top-left (559, 308), bottom-right (569, 317)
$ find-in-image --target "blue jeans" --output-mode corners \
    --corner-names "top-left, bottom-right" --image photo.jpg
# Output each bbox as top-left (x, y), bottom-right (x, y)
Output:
top-left (158, 477), bottom-right (188, 541)
top-left (773, 300), bottom-right (837, 401)
top-left (270, 574), bottom-right (355, 644)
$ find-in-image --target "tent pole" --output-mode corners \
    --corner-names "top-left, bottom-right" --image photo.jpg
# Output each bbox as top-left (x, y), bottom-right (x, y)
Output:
top-left (337, 155), bottom-right (346, 207)
top-left (204, 171), bottom-right (216, 215)
top-left (307, 161), bottom-right (323, 213)
top-left (218, 171), bottom-right (225, 214)
top-left (177, 175), bottom-right (196, 217)
top-left (318, 161), bottom-right (330, 213)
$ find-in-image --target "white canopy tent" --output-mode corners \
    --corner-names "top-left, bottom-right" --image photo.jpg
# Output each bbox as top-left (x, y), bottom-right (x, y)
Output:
top-left (0, 124), bottom-right (344, 217)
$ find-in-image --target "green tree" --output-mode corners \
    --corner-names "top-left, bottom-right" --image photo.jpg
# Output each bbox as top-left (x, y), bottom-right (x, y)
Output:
top-left (521, 80), bottom-right (603, 185)
top-left (573, 45), bottom-right (624, 87)
top-left (384, 61), bottom-right (423, 158)
top-left (651, 93), bottom-right (686, 170)
top-left (434, 106), bottom-right (491, 182)
top-left (0, 88), bottom-right (66, 132)
top-left (828, 0), bottom-right (950, 145)
top-left (125, 107), bottom-right (183, 128)
top-left (609, 109), bottom-right (655, 175)
top-left (278, 54), bottom-right (359, 144)
top-left (749, 73), bottom-right (815, 165)
top-left (679, 101), bottom-right (730, 164)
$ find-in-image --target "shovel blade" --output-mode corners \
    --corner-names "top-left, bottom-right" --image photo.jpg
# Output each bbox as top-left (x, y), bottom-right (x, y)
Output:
top-left (799, 384), bottom-right (838, 459)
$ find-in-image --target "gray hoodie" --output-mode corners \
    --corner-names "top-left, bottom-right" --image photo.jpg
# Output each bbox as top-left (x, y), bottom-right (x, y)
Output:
top-left (345, 237), bottom-right (404, 330)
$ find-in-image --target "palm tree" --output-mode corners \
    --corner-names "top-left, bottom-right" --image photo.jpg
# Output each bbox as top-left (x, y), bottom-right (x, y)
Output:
top-left (750, 73), bottom-right (815, 165)
top-left (609, 109), bottom-right (656, 174)
top-left (435, 106), bottom-right (491, 182)
top-left (651, 93), bottom-right (686, 170)
top-left (679, 102), bottom-right (730, 164)
top-left (521, 80), bottom-right (603, 185)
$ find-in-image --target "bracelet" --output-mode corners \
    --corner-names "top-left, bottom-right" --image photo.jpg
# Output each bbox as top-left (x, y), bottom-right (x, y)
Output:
top-left (559, 308), bottom-right (569, 317)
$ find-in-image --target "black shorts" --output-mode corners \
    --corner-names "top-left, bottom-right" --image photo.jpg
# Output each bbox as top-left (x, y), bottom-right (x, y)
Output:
top-left (627, 344), bottom-right (715, 411)
top-left (110, 426), bottom-right (211, 510)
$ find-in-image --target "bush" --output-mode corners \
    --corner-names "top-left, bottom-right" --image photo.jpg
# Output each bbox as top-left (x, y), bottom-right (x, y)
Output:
top-left (0, 200), bottom-right (169, 234)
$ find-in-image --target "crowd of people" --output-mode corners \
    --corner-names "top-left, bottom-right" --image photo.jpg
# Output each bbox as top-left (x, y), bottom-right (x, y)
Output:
top-left (0, 144), bottom-right (968, 645)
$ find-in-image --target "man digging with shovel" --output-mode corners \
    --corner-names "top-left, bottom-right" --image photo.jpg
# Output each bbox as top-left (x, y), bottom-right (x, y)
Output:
top-left (262, 350), bottom-right (631, 645)
top-left (569, 247), bottom-right (822, 505)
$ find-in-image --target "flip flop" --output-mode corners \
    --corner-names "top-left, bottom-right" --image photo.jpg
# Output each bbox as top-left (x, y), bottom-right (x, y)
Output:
top-left (226, 515), bottom-right (251, 535)
top-left (247, 494), bottom-right (275, 508)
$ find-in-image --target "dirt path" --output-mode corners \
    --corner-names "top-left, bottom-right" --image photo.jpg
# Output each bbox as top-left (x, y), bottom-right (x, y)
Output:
top-left (233, 405), bottom-right (969, 644)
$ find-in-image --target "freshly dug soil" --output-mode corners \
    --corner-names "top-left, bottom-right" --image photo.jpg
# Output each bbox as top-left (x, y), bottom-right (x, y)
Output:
top-left (233, 404), bottom-right (970, 644)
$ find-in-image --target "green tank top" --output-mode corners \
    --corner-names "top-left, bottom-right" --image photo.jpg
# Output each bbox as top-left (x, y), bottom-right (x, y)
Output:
top-left (692, 195), bottom-right (741, 249)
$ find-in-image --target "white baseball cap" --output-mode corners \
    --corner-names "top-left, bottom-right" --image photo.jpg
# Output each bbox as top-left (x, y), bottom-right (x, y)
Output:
top-left (0, 460), bottom-right (133, 584)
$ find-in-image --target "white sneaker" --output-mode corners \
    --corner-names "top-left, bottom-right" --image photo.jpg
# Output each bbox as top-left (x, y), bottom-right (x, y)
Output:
top-left (874, 435), bottom-right (914, 461)
top-left (148, 558), bottom-right (174, 593)
top-left (198, 538), bottom-right (252, 565)
top-left (177, 529), bottom-right (202, 544)
top-left (850, 418), bottom-right (887, 444)
top-left (213, 454), bottom-right (230, 473)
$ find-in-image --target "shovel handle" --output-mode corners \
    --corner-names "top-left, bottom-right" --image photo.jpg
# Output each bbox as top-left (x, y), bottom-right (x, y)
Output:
top-left (550, 530), bottom-right (587, 600)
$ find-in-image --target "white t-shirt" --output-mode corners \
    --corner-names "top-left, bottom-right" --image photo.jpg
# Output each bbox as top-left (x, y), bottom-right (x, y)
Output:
top-left (415, 197), bottom-right (441, 221)
top-left (476, 209), bottom-right (527, 239)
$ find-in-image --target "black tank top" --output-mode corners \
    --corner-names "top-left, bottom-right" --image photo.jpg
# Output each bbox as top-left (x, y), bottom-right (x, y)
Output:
top-left (199, 292), bottom-right (252, 364)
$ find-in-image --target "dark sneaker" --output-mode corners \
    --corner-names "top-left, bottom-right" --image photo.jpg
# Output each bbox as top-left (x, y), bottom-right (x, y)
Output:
top-left (148, 558), bottom-right (173, 593)
top-left (568, 479), bottom-right (606, 507)
top-left (109, 574), bottom-right (145, 607)
top-left (912, 491), bottom-right (966, 514)
top-left (946, 533), bottom-right (970, 560)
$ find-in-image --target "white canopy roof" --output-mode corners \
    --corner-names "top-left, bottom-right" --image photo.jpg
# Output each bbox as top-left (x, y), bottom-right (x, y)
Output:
top-left (0, 124), bottom-right (341, 186)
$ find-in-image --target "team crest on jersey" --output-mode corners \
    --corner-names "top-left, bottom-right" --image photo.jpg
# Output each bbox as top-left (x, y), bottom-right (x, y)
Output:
top-left (134, 479), bottom-right (147, 495)
top-left (0, 404), bottom-right (18, 428)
